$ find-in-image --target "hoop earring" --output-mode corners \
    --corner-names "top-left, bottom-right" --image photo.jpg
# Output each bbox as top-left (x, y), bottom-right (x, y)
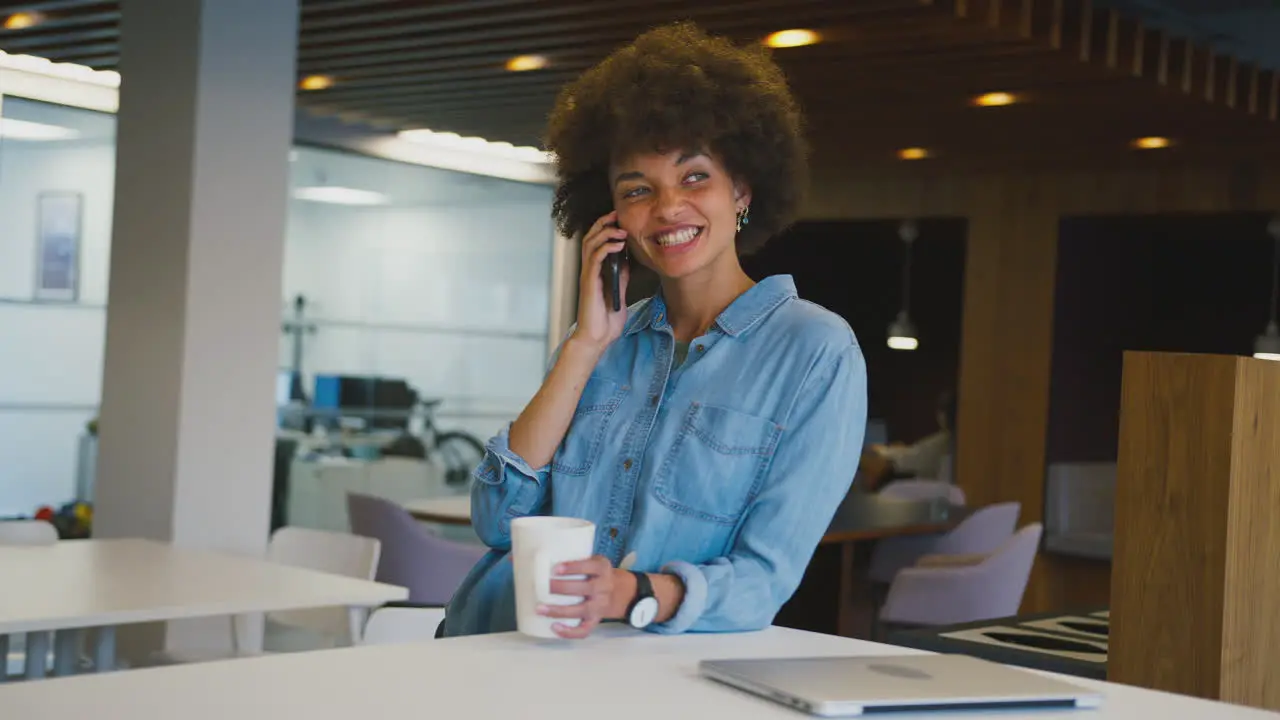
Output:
top-left (736, 205), bottom-right (751, 233)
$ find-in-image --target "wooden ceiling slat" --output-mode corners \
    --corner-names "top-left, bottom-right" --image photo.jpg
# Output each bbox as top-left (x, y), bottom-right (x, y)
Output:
top-left (1137, 23), bottom-right (1165, 82)
top-left (1270, 71), bottom-right (1279, 121)
top-left (301, 0), bottom-right (532, 31)
top-left (306, 70), bottom-right (576, 103)
top-left (296, 6), bottom-right (947, 74)
top-left (37, 41), bottom-right (115, 61)
top-left (300, 0), bottom-right (410, 16)
top-left (1246, 65), bottom-right (1262, 115)
top-left (0, 0), bottom-right (110, 14)
top-left (302, 0), bottom-right (727, 49)
top-left (308, 32), bottom-right (1055, 97)
top-left (1156, 30), bottom-right (1170, 86)
top-left (1049, 0), bottom-right (1064, 48)
top-left (312, 45), bottom-right (601, 81)
top-left (296, 0), bottom-right (923, 62)
top-left (0, 9), bottom-right (113, 33)
top-left (1078, 0), bottom-right (1093, 62)
top-left (0, 25), bottom-right (115, 51)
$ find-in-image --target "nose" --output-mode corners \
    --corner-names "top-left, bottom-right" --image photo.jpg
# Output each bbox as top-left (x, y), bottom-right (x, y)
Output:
top-left (653, 185), bottom-right (687, 222)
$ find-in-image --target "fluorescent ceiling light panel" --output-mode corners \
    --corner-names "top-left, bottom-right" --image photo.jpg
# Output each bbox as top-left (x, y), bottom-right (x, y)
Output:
top-left (0, 50), bottom-right (120, 87)
top-left (397, 128), bottom-right (554, 164)
top-left (0, 117), bottom-right (79, 140)
top-left (292, 186), bottom-right (390, 206)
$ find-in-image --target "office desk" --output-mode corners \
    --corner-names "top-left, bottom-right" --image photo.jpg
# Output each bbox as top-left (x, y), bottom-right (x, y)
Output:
top-left (1, 625), bottom-right (1275, 719)
top-left (0, 538), bottom-right (406, 675)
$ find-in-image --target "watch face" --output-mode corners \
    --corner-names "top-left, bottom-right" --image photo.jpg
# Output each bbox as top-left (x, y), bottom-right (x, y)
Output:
top-left (630, 597), bottom-right (659, 627)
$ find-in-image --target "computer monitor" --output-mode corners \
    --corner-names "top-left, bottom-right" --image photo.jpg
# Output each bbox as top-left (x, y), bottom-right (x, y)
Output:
top-left (311, 374), bottom-right (415, 431)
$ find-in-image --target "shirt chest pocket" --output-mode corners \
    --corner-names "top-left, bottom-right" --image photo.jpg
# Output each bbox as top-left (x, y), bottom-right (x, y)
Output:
top-left (654, 402), bottom-right (783, 525)
top-left (551, 376), bottom-right (628, 477)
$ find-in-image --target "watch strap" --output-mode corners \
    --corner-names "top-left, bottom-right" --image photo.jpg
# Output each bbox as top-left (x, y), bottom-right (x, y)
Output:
top-left (630, 570), bottom-right (655, 602)
top-left (626, 570), bottom-right (656, 624)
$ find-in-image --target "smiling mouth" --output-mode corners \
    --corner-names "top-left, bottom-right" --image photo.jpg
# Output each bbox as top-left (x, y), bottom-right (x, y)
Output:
top-left (652, 227), bottom-right (703, 248)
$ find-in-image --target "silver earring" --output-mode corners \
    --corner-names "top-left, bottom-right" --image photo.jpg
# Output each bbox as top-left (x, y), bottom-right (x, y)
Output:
top-left (736, 205), bottom-right (750, 233)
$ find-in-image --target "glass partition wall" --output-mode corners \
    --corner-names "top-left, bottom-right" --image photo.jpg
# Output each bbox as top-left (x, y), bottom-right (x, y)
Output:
top-left (0, 95), bottom-right (558, 519)
top-left (0, 96), bottom-right (117, 516)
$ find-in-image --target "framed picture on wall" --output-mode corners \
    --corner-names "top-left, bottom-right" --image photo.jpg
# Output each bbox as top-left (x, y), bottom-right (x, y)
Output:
top-left (34, 191), bottom-right (82, 302)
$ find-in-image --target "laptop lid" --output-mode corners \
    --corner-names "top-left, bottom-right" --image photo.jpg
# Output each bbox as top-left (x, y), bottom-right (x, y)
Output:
top-left (699, 654), bottom-right (1103, 717)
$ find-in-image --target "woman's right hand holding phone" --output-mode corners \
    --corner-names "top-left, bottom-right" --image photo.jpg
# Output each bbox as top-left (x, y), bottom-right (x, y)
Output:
top-left (571, 210), bottom-right (630, 355)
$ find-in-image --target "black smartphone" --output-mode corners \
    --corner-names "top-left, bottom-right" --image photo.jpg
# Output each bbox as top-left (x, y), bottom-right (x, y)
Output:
top-left (603, 223), bottom-right (628, 312)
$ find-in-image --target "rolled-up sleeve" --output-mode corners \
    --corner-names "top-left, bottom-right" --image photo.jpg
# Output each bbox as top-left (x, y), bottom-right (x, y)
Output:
top-left (470, 424), bottom-right (552, 550)
top-left (649, 342), bottom-right (867, 634)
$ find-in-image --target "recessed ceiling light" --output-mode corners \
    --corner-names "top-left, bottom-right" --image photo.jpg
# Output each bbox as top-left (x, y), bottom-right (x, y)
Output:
top-left (4, 12), bottom-right (43, 30)
top-left (897, 147), bottom-right (930, 160)
top-left (298, 74), bottom-right (334, 91)
top-left (1131, 136), bottom-right (1171, 150)
top-left (765, 29), bottom-right (820, 48)
top-left (973, 91), bottom-right (1017, 107)
top-left (505, 54), bottom-right (548, 72)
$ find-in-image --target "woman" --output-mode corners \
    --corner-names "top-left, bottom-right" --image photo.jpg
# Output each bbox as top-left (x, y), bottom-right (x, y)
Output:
top-left (442, 22), bottom-right (867, 638)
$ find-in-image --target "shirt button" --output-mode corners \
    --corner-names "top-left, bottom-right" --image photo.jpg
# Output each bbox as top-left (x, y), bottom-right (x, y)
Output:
top-left (609, 527), bottom-right (619, 539)
top-left (623, 458), bottom-right (633, 470)
top-left (695, 343), bottom-right (705, 352)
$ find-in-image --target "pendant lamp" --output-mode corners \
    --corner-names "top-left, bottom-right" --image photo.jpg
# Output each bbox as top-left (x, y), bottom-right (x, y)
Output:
top-left (888, 219), bottom-right (919, 351)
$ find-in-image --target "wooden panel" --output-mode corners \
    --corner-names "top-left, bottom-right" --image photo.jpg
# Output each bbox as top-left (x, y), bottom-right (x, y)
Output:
top-left (1220, 358), bottom-right (1280, 709)
top-left (1109, 352), bottom-right (1280, 711)
top-left (954, 177), bottom-right (1059, 610)
top-left (1109, 351), bottom-right (1235, 698)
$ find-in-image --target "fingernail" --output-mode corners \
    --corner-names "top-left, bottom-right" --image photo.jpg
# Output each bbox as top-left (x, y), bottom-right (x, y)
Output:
top-left (554, 564), bottom-right (566, 574)
top-left (537, 604), bottom-right (549, 614)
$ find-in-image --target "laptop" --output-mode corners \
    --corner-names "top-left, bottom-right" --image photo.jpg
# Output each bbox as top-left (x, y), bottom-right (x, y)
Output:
top-left (699, 654), bottom-right (1103, 716)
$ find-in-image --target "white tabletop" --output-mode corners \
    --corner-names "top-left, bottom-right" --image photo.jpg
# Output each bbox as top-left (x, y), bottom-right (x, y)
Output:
top-left (0, 538), bottom-right (406, 634)
top-left (1, 624), bottom-right (1275, 718)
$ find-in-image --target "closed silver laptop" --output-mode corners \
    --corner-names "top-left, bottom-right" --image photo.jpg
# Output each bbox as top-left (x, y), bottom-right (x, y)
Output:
top-left (699, 654), bottom-right (1103, 716)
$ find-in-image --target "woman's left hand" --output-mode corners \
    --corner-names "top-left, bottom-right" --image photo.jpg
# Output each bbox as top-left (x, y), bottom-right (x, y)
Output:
top-left (539, 556), bottom-right (629, 639)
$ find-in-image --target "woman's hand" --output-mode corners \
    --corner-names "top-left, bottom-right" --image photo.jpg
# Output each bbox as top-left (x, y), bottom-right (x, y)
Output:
top-left (571, 211), bottom-right (630, 354)
top-left (538, 556), bottom-right (633, 639)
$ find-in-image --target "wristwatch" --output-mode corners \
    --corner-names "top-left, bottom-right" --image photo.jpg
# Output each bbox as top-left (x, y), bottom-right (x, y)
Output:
top-left (625, 571), bottom-right (659, 628)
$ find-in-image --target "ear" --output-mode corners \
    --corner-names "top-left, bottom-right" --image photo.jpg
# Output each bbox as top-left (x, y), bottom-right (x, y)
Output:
top-left (733, 180), bottom-right (753, 210)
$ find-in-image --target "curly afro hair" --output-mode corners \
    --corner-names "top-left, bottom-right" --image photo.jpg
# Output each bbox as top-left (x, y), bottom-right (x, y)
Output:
top-left (544, 21), bottom-right (808, 255)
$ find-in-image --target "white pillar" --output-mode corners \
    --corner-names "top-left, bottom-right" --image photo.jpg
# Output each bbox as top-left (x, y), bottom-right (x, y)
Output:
top-left (94, 0), bottom-right (298, 653)
top-left (546, 233), bottom-right (579, 355)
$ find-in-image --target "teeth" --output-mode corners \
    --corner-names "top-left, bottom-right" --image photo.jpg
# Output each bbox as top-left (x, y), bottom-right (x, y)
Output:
top-left (654, 227), bottom-right (700, 247)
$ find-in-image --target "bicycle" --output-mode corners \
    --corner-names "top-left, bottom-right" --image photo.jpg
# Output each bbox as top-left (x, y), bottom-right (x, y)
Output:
top-left (408, 397), bottom-right (487, 488)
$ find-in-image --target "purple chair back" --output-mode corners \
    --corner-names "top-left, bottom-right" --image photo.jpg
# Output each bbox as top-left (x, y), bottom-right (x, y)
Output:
top-left (346, 493), bottom-right (486, 606)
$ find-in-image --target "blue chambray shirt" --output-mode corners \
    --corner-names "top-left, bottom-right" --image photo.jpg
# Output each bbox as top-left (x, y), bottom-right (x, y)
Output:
top-left (442, 274), bottom-right (867, 636)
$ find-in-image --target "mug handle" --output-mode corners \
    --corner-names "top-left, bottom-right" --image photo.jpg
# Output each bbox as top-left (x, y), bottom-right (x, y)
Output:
top-left (533, 550), bottom-right (555, 605)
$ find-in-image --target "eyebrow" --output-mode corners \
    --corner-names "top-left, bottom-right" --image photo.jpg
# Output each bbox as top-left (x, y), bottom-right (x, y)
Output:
top-left (612, 152), bottom-right (706, 187)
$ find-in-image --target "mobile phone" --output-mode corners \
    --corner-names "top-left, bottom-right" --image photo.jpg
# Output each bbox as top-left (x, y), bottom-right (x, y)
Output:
top-left (603, 224), bottom-right (628, 312)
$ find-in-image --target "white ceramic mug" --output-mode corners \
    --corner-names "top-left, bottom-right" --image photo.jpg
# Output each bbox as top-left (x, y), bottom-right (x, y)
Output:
top-left (511, 516), bottom-right (597, 639)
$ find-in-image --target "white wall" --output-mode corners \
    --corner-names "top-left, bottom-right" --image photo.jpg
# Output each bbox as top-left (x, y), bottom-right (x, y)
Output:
top-left (0, 139), bottom-right (116, 514)
top-left (0, 111), bottom-right (556, 516)
top-left (281, 195), bottom-right (555, 441)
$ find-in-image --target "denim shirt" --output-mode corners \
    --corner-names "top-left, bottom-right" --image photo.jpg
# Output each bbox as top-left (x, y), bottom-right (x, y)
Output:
top-left (442, 275), bottom-right (867, 636)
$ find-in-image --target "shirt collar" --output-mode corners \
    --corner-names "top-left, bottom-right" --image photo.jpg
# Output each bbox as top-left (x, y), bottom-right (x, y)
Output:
top-left (624, 274), bottom-right (798, 338)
